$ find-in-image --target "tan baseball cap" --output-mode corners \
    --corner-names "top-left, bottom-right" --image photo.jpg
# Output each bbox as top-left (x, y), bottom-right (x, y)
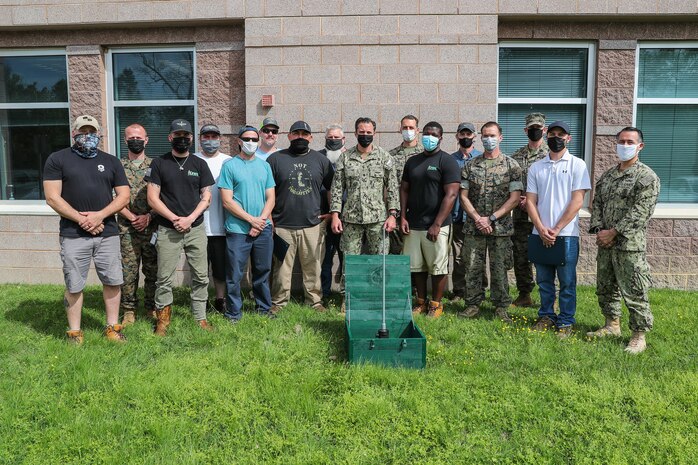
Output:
top-left (72, 115), bottom-right (100, 132)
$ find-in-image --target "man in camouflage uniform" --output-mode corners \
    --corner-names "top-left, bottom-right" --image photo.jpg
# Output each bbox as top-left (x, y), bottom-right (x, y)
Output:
top-left (389, 115), bottom-right (423, 254)
top-left (330, 117), bottom-right (398, 259)
top-left (510, 112), bottom-right (549, 307)
top-left (117, 123), bottom-right (157, 325)
top-left (587, 127), bottom-right (660, 354)
top-left (459, 121), bottom-right (522, 323)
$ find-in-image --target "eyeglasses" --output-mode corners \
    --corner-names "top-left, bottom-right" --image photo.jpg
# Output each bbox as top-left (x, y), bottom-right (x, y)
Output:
top-left (261, 128), bottom-right (278, 135)
top-left (240, 137), bottom-right (259, 142)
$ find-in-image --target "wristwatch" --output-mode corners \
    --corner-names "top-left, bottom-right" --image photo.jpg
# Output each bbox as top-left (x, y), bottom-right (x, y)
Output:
top-left (489, 214), bottom-right (497, 223)
top-left (389, 211), bottom-right (398, 218)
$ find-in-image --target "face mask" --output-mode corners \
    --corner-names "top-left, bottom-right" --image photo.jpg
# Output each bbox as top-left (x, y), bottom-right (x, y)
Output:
top-left (458, 137), bottom-right (474, 149)
top-left (547, 136), bottom-right (566, 153)
top-left (482, 136), bottom-right (499, 152)
top-left (616, 144), bottom-right (638, 162)
top-left (402, 129), bottom-right (416, 142)
top-left (325, 139), bottom-right (343, 151)
top-left (126, 139), bottom-right (145, 154)
top-left (422, 135), bottom-right (440, 152)
top-left (241, 141), bottom-right (258, 155)
top-left (527, 128), bottom-right (543, 142)
top-left (200, 139), bottom-right (220, 154)
top-left (289, 138), bottom-right (310, 154)
top-left (357, 134), bottom-right (373, 148)
top-left (72, 133), bottom-right (100, 159)
top-left (171, 136), bottom-right (192, 154)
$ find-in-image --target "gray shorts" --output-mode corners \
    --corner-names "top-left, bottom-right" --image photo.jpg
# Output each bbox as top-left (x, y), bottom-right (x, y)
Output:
top-left (60, 235), bottom-right (123, 293)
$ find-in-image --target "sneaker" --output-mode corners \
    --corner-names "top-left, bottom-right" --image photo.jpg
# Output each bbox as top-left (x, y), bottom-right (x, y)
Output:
top-left (198, 320), bottom-right (214, 332)
top-left (66, 329), bottom-right (84, 345)
top-left (104, 324), bottom-right (126, 342)
top-left (426, 300), bottom-right (443, 318)
top-left (121, 310), bottom-right (136, 326)
top-left (556, 326), bottom-right (573, 340)
top-left (494, 307), bottom-right (513, 324)
top-left (532, 316), bottom-right (555, 332)
top-left (458, 305), bottom-right (480, 319)
top-left (313, 303), bottom-right (327, 313)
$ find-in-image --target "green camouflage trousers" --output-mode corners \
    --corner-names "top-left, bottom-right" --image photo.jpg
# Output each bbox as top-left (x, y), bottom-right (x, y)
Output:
top-left (120, 231), bottom-right (157, 311)
top-left (463, 235), bottom-right (513, 308)
top-left (511, 221), bottom-right (535, 294)
top-left (596, 248), bottom-right (654, 332)
top-left (340, 222), bottom-right (389, 256)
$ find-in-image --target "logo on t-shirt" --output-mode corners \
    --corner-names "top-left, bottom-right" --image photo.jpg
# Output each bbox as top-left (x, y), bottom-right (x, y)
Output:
top-left (289, 163), bottom-right (312, 196)
top-left (187, 170), bottom-right (199, 177)
top-left (97, 164), bottom-right (105, 172)
top-left (427, 166), bottom-right (438, 171)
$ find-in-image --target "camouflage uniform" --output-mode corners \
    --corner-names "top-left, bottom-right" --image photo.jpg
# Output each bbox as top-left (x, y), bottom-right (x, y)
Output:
top-left (589, 161), bottom-right (660, 332)
top-left (510, 141), bottom-right (548, 295)
top-left (330, 145), bottom-right (399, 256)
top-left (118, 157), bottom-right (157, 312)
top-left (461, 154), bottom-right (523, 308)
top-left (388, 142), bottom-right (424, 254)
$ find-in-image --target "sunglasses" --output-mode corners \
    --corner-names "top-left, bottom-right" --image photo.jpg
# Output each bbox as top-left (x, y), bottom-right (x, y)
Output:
top-left (261, 128), bottom-right (278, 134)
top-left (240, 137), bottom-right (259, 142)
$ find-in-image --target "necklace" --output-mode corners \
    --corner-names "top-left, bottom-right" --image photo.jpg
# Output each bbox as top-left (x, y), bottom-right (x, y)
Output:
top-left (174, 155), bottom-right (188, 171)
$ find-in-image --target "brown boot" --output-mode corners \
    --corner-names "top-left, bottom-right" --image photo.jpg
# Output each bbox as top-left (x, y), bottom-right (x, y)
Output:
top-left (624, 331), bottom-right (647, 354)
top-left (512, 293), bottom-right (534, 308)
top-left (154, 305), bottom-right (172, 336)
top-left (66, 329), bottom-right (84, 345)
top-left (532, 316), bottom-right (555, 332)
top-left (458, 305), bottom-right (480, 319)
top-left (121, 310), bottom-right (136, 327)
top-left (412, 298), bottom-right (428, 316)
top-left (104, 324), bottom-right (127, 342)
top-left (427, 300), bottom-right (443, 318)
top-left (198, 319), bottom-right (214, 332)
top-left (586, 317), bottom-right (621, 338)
top-left (495, 307), bottom-right (513, 324)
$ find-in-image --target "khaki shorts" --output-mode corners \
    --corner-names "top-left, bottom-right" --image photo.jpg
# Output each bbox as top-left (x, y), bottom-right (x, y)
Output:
top-left (403, 225), bottom-right (451, 275)
top-left (60, 235), bottom-right (123, 293)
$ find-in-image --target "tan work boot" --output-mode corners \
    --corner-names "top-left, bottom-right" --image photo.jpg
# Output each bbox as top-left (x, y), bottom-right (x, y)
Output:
top-left (104, 324), bottom-right (126, 342)
top-left (154, 305), bottom-right (172, 336)
top-left (458, 305), bottom-right (480, 318)
top-left (121, 310), bottom-right (136, 327)
top-left (495, 307), bottom-right (513, 324)
top-left (66, 329), bottom-right (84, 345)
top-left (427, 300), bottom-right (443, 318)
top-left (198, 319), bottom-right (214, 332)
top-left (512, 293), bottom-right (534, 308)
top-left (624, 331), bottom-right (647, 354)
top-left (532, 316), bottom-right (555, 332)
top-left (556, 326), bottom-right (573, 340)
top-left (412, 298), bottom-right (428, 316)
top-left (586, 317), bottom-right (621, 338)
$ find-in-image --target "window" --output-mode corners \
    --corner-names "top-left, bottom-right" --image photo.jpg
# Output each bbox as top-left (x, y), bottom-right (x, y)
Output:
top-left (106, 48), bottom-right (196, 158)
top-left (635, 44), bottom-right (698, 205)
top-left (497, 43), bottom-right (595, 164)
top-left (0, 50), bottom-right (69, 200)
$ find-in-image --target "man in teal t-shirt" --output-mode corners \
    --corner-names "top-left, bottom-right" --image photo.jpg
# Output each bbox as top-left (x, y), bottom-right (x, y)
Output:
top-left (218, 125), bottom-right (276, 322)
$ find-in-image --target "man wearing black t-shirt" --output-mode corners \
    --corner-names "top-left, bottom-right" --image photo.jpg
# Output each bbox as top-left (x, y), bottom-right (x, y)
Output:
top-left (267, 121), bottom-right (334, 313)
top-left (400, 121), bottom-right (460, 319)
top-left (146, 119), bottom-right (215, 336)
top-left (43, 115), bottom-right (130, 344)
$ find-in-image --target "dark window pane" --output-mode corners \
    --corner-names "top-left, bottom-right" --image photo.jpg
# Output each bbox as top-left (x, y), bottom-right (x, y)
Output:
top-left (0, 108), bottom-right (70, 200)
top-left (114, 106), bottom-right (195, 159)
top-left (0, 55), bottom-right (68, 103)
top-left (639, 48), bottom-right (698, 98)
top-left (113, 51), bottom-right (194, 101)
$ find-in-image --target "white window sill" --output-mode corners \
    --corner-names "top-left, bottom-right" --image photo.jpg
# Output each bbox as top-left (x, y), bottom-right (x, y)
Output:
top-left (579, 205), bottom-right (698, 219)
top-left (0, 202), bottom-right (57, 215)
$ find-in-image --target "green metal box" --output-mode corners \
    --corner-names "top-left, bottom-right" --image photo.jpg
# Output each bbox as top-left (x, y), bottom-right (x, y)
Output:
top-left (344, 255), bottom-right (426, 369)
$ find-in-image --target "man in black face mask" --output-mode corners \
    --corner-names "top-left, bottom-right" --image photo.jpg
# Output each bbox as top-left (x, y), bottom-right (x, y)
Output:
top-left (510, 112), bottom-right (549, 308)
top-left (267, 121), bottom-right (334, 314)
top-left (117, 123), bottom-right (158, 326)
top-left (146, 119), bottom-right (216, 336)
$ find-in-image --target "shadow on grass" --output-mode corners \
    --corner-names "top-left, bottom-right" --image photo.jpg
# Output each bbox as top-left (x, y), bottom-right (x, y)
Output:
top-left (6, 289), bottom-right (106, 338)
top-left (307, 317), bottom-right (347, 363)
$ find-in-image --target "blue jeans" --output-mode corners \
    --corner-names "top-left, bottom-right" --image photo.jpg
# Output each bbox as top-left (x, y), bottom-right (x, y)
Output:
top-left (225, 227), bottom-right (273, 321)
top-left (321, 224), bottom-right (342, 297)
top-left (534, 236), bottom-right (579, 328)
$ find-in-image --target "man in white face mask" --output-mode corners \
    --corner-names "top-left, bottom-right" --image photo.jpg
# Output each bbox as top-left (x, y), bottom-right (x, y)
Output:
top-left (587, 127), bottom-right (660, 354)
top-left (218, 126), bottom-right (276, 323)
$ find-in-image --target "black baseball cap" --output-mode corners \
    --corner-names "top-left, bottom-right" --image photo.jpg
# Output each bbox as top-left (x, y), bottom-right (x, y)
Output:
top-left (199, 124), bottom-right (221, 135)
top-left (457, 122), bottom-right (476, 134)
top-left (547, 120), bottom-right (570, 134)
top-left (260, 117), bottom-right (279, 129)
top-left (170, 119), bottom-right (193, 134)
top-left (238, 125), bottom-right (259, 137)
top-left (289, 121), bottom-right (312, 134)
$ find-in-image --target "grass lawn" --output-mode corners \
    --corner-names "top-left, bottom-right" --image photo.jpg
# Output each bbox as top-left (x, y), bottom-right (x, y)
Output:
top-left (1, 283), bottom-right (697, 464)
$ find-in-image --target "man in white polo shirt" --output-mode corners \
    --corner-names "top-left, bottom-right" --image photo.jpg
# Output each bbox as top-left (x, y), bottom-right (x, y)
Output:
top-left (526, 121), bottom-right (591, 338)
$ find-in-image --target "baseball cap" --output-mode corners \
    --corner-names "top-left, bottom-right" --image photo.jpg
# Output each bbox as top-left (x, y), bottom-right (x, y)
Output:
top-left (72, 115), bottom-right (100, 132)
top-left (260, 117), bottom-right (279, 129)
top-left (170, 119), bottom-right (193, 134)
top-left (525, 112), bottom-right (546, 128)
top-left (547, 120), bottom-right (570, 134)
top-left (289, 121), bottom-right (312, 134)
top-left (238, 125), bottom-right (259, 137)
top-left (199, 124), bottom-right (221, 135)
top-left (456, 122), bottom-right (476, 134)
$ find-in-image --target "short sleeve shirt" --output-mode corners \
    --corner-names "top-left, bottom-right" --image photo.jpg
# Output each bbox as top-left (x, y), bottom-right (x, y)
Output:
top-left (194, 151), bottom-right (232, 236)
top-left (218, 156), bottom-right (275, 234)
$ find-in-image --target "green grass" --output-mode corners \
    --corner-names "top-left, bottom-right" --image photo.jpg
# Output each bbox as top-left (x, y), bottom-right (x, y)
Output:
top-left (1, 284), bottom-right (697, 465)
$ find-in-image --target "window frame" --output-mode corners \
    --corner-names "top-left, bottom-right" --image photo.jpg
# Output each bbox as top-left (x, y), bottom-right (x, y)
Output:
top-left (105, 45), bottom-right (197, 157)
top-left (634, 41), bottom-right (698, 216)
top-left (0, 48), bottom-right (70, 214)
top-left (496, 41), bottom-right (597, 177)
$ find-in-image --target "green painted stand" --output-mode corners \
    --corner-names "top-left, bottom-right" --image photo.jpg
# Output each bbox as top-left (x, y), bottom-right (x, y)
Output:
top-left (344, 254), bottom-right (426, 369)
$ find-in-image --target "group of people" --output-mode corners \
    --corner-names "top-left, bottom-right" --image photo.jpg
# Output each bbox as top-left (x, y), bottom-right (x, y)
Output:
top-left (43, 111), bottom-right (660, 354)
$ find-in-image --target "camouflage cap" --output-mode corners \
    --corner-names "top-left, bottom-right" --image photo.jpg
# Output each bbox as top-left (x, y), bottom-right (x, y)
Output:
top-left (525, 113), bottom-right (546, 128)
